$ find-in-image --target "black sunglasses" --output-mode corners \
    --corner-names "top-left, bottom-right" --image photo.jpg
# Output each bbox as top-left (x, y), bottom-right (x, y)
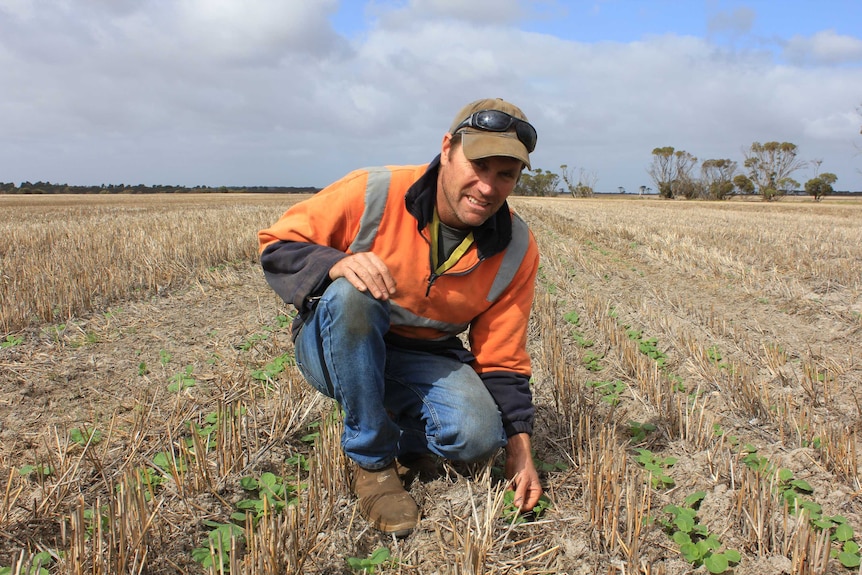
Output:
top-left (453, 110), bottom-right (537, 153)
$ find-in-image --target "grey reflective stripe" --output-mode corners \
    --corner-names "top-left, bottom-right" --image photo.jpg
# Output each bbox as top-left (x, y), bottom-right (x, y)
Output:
top-left (486, 213), bottom-right (530, 302)
top-left (348, 167), bottom-right (391, 253)
top-left (391, 303), bottom-right (469, 336)
top-left (346, 165), bottom-right (530, 327)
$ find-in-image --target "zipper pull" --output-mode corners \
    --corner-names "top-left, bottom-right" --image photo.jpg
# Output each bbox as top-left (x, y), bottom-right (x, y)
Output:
top-left (425, 273), bottom-right (438, 297)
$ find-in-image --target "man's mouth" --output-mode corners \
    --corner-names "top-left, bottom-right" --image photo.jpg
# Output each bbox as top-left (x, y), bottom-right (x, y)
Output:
top-left (466, 196), bottom-right (490, 208)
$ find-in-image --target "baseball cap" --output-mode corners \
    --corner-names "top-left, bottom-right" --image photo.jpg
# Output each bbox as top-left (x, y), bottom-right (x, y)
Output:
top-left (448, 98), bottom-right (535, 169)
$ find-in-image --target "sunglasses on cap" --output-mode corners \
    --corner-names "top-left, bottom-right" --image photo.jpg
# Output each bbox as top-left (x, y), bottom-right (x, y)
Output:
top-left (452, 110), bottom-right (537, 153)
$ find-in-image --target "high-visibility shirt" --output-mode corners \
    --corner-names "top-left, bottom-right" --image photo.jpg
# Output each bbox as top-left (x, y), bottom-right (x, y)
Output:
top-left (258, 155), bottom-right (539, 436)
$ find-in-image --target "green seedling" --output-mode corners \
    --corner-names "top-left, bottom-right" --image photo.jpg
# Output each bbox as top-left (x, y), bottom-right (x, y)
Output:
top-left (43, 324), bottom-right (66, 342)
top-left (121, 467), bottom-right (164, 501)
top-left (706, 346), bottom-right (728, 370)
top-left (0, 550), bottom-right (53, 575)
top-left (153, 451), bottom-right (187, 473)
top-left (301, 420), bottom-right (321, 444)
top-left (776, 467), bottom-right (814, 508)
top-left (661, 492), bottom-right (741, 574)
top-left (285, 453), bottom-right (310, 472)
top-left (586, 379), bottom-right (624, 405)
top-left (563, 311), bottom-right (580, 325)
top-left (251, 353), bottom-right (295, 382)
top-left (158, 349), bottom-right (171, 365)
top-left (572, 330), bottom-right (594, 348)
top-left (70, 427), bottom-right (102, 447)
top-left (346, 547), bottom-right (391, 574)
top-left (638, 337), bottom-right (666, 366)
top-left (626, 329), bottom-right (668, 366)
top-left (1, 334), bottom-right (23, 348)
top-left (635, 449), bottom-right (676, 489)
top-left (239, 332), bottom-right (269, 351)
top-left (533, 452), bottom-right (568, 473)
top-left (582, 351), bottom-right (604, 371)
top-left (275, 313), bottom-right (293, 328)
top-left (191, 520), bottom-right (245, 571)
top-left (629, 421), bottom-right (657, 444)
top-left (167, 365), bottom-right (196, 392)
top-left (83, 506), bottom-right (110, 539)
top-left (18, 464), bottom-right (53, 478)
top-left (739, 444), bottom-right (774, 474)
top-left (827, 517), bottom-right (862, 568)
top-left (502, 490), bottom-right (552, 524)
top-left (232, 472), bottom-right (300, 523)
top-left (138, 361), bottom-right (149, 376)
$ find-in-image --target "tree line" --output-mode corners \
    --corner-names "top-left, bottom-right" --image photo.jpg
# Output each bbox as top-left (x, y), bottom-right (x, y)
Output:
top-left (0, 182), bottom-right (319, 195)
top-left (512, 140), bottom-right (850, 201)
top-left (646, 141), bottom-right (838, 201)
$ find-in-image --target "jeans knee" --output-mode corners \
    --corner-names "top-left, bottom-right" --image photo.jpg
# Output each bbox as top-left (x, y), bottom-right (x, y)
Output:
top-left (435, 408), bottom-right (505, 463)
top-left (322, 278), bottom-right (389, 339)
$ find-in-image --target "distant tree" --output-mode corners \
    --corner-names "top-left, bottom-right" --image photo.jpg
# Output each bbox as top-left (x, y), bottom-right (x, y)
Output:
top-left (648, 147), bottom-right (697, 199)
top-left (648, 146), bottom-right (676, 198)
top-left (514, 168), bottom-right (560, 197)
top-left (560, 164), bottom-right (596, 197)
top-left (743, 141), bottom-right (806, 201)
top-left (701, 159), bottom-right (738, 200)
top-left (672, 150), bottom-right (699, 199)
top-left (733, 174), bottom-right (755, 196)
top-left (804, 172), bottom-right (838, 201)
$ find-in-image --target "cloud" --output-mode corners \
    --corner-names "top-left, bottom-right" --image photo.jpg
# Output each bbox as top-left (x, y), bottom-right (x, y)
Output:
top-left (707, 6), bottom-right (756, 37)
top-left (784, 30), bottom-right (862, 65)
top-left (0, 0), bottom-right (860, 191)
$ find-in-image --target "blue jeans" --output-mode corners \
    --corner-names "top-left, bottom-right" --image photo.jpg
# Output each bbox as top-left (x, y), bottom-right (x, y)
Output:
top-left (294, 278), bottom-right (507, 470)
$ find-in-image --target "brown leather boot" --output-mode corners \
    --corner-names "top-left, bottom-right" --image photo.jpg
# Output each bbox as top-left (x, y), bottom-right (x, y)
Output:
top-left (352, 462), bottom-right (419, 537)
top-left (396, 453), bottom-right (442, 483)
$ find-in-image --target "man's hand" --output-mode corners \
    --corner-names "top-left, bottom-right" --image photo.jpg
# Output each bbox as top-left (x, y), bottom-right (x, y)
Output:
top-left (504, 432), bottom-right (543, 512)
top-left (329, 252), bottom-right (397, 300)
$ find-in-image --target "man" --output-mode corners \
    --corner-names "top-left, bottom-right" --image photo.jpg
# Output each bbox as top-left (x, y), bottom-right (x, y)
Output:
top-left (258, 98), bottom-right (542, 537)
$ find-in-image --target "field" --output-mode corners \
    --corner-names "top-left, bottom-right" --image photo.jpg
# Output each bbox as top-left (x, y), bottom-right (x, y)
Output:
top-left (0, 193), bottom-right (861, 574)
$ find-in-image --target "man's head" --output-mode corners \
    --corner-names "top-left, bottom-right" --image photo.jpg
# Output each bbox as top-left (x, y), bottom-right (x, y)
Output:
top-left (447, 98), bottom-right (536, 170)
top-left (436, 98), bottom-right (537, 229)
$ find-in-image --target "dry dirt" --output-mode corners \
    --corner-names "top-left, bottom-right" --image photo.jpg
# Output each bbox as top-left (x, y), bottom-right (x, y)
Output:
top-left (1, 196), bottom-right (861, 574)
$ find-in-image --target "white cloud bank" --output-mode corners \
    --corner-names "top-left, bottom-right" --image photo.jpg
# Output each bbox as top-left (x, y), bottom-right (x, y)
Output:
top-left (0, 0), bottom-right (860, 191)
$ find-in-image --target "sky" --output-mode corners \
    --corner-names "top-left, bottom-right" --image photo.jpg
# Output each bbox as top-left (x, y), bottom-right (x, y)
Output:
top-left (1, 0), bottom-right (861, 193)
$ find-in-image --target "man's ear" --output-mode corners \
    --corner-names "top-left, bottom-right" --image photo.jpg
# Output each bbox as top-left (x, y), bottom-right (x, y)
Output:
top-left (440, 132), bottom-right (453, 164)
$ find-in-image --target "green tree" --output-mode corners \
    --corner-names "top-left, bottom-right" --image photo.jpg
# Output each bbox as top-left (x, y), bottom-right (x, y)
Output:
top-left (514, 168), bottom-right (560, 197)
top-left (733, 174), bottom-right (755, 196)
top-left (743, 141), bottom-right (806, 201)
top-left (701, 159), bottom-right (737, 200)
top-left (804, 172), bottom-right (838, 201)
top-left (648, 147), bottom-right (697, 199)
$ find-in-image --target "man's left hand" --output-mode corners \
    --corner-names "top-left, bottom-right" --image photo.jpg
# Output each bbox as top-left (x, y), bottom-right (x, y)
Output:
top-left (504, 432), bottom-right (543, 512)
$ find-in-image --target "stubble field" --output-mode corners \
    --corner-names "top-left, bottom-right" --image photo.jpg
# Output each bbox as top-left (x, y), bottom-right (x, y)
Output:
top-left (0, 193), bottom-right (860, 574)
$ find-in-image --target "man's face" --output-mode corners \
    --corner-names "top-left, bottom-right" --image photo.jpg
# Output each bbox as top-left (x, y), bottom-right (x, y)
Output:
top-left (437, 134), bottom-right (523, 229)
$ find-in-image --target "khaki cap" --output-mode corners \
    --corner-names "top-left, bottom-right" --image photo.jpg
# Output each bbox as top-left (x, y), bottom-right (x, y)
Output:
top-left (448, 98), bottom-right (533, 169)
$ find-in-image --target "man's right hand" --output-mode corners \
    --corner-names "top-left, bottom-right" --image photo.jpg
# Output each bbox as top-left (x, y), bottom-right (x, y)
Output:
top-left (329, 252), bottom-right (397, 300)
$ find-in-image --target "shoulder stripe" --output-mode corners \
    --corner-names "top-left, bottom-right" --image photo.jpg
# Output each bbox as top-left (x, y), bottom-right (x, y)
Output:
top-left (349, 167), bottom-right (391, 253)
top-left (487, 213), bottom-right (530, 302)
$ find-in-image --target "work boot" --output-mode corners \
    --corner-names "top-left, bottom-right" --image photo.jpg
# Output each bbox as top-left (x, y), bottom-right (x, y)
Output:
top-left (352, 462), bottom-right (419, 537)
top-left (396, 453), bottom-right (442, 483)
